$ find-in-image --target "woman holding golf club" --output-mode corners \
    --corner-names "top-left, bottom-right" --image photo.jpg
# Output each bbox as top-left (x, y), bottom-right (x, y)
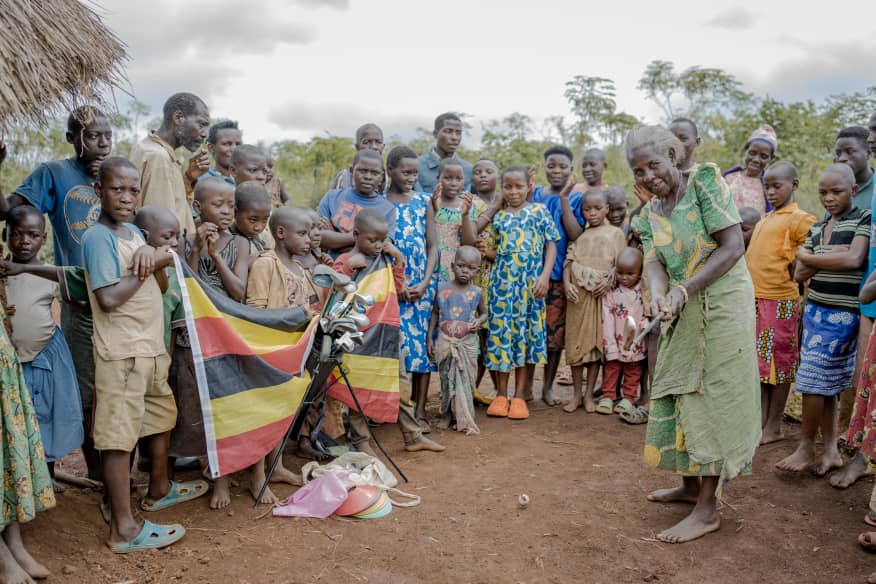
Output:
top-left (627, 125), bottom-right (760, 545)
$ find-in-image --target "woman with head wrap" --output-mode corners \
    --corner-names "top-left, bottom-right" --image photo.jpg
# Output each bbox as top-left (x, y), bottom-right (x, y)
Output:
top-left (722, 124), bottom-right (778, 215)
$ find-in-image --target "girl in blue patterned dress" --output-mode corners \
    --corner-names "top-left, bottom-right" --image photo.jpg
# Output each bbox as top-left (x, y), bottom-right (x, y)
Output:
top-left (385, 147), bottom-right (439, 425)
top-left (484, 165), bottom-right (560, 420)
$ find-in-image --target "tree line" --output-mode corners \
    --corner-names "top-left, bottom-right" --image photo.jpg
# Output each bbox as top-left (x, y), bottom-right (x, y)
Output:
top-left (3, 60), bottom-right (875, 227)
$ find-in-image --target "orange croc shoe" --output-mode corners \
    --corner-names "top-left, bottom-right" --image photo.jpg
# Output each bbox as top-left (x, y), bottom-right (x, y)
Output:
top-left (487, 395), bottom-right (510, 417)
top-left (508, 398), bottom-right (530, 420)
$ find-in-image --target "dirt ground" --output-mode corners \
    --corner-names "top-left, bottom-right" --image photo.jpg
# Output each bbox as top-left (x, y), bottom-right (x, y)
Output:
top-left (29, 377), bottom-right (876, 584)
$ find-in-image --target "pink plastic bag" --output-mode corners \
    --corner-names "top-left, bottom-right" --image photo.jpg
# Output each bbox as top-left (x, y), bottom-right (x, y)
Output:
top-left (272, 470), bottom-right (350, 519)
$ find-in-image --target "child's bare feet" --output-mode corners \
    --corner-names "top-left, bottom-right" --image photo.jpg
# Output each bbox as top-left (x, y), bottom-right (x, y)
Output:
top-left (775, 442), bottom-right (817, 472)
top-left (562, 397), bottom-right (581, 413)
top-left (297, 436), bottom-right (329, 461)
top-left (657, 504), bottom-right (721, 544)
top-left (583, 396), bottom-right (597, 413)
top-left (436, 413), bottom-right (452, 430)
top-left (760, 427), bottom-right (786, 444)
top-left (829, 451), bottom-right (872, 488)
top-left (404, 435), bottom-right (446, 452)
top-left (248, 465), bottom-right (278, 505)
top-left (542, 385), bottom-right (561, 407)
top-left (270, 464), bottom-right (302, 487)
top-left (51, 480), bottom-right (65, 494)
top-left (647, 485), bottom-right (698, 504)
top-left (0, 537), bottom-right (33, 584)
top-left (3, 524), bottom-right (49, 580)
top-left (815, 446), bottom-right (843, 476)
top-left (355, 440), bottom-right (377, 457)
top-left (210, 476), bottom-right (232, 510)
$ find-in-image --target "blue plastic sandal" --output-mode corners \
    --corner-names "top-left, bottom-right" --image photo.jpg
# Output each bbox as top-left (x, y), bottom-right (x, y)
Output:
top-left (140, 480), bottom-right (208, 512)
top-left (107, 520), bottom-right (185, 554)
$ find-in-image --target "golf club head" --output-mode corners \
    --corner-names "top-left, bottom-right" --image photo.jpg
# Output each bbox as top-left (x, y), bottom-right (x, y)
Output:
top-left (353, 293), bottom-right (375, 308)
top-left (328, 318), bottom-right (359, 336)
top-left (328, 301), bottom-right (349, 320)
top-left (312, 265), bottom-right (349, 290)
top-left (348, 313), bottom-right (369, 329)
top-left (335, 332), bottom-right (357, 353)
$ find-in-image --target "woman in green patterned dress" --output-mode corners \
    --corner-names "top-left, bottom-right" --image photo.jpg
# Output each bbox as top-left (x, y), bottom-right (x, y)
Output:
top-left (0, 304), bottom-right (55, 581)
top-left (627, 125), bottom-right (761, 544)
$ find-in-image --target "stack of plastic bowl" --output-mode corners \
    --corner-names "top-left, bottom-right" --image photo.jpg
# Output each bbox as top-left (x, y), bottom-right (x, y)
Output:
top-left (334, 485), bottom-right (392, 519)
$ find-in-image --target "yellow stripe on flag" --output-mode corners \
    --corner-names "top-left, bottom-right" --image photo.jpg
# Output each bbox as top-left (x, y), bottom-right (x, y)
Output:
top-left (340, 353), bottom-right (399, 393)
top-left (342, 264), bottom-right (393, 303)
top-left (211, 374), bottom-right (311, 440)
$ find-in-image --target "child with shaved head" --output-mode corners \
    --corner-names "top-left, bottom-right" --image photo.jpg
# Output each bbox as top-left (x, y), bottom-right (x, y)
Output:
top-left (745, 162), bottom-right (815, 444)
top-left (231, 180), bottom-right (273, 254)
top-left (230, 145), bottom-right (268, 185)
top-left (778, 164), bottom-right (870, 475)
top-left (245, 205), bottom-right (320, 498)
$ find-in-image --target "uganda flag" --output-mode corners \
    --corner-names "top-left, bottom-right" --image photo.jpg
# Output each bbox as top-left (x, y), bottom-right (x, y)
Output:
top-left (173, 254), bottom-right (317, 478)
top-left (327, 257), bottom-right (401, 423)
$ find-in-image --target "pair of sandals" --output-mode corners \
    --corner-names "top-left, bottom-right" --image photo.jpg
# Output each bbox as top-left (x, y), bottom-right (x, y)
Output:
top-left (596, 398), bottom-right (634, 415)
top-left (108, 480), bottom-right (208, 554)
top-left (486, 396), bottom-right (529, 419)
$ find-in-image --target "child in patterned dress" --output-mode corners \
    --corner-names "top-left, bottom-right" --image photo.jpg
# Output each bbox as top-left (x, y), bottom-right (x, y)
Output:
top-left (482, 165), bottom-right (559, 420)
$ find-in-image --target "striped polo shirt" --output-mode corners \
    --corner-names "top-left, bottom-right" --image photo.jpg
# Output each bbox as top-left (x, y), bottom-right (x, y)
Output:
top-left (806, 206), bottom-right (872, 312)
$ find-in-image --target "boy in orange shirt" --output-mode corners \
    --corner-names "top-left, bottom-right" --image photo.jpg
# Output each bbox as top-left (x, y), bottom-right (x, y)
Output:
top-left (745, 162), bottom-right (816, 444)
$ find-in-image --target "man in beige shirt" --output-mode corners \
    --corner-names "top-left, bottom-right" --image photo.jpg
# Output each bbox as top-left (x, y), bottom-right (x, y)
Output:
top-left (129, 92), bottom-right (210, 235)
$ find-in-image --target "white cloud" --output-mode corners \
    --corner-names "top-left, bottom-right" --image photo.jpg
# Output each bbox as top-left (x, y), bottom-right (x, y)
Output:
top-left (92, 0), bottom-right (876, 145)
top-left (705, 7), bottom-right (758, 29)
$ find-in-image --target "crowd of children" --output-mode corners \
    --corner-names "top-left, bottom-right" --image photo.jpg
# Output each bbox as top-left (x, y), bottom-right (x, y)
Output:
top-left (1, 97), bottom-right (876, 573)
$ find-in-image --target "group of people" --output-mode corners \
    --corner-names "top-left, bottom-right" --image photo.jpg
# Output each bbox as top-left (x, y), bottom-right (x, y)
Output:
top-left (0, 89), bottom-right (875, 578)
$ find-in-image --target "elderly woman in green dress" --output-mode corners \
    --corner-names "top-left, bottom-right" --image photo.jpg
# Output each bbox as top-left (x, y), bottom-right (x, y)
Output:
top-left (627, 125), bottom-right (761, 544)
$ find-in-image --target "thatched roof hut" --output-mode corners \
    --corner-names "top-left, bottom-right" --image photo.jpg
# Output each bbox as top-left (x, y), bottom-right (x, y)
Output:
top-left (0, 0), bottom-right (127, 127)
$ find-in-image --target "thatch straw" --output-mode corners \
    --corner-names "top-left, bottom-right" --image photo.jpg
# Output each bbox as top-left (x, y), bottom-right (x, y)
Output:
top-left (0, 0), bottom-right (128, 127)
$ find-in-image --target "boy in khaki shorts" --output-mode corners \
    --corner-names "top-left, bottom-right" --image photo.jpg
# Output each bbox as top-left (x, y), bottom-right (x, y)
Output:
top-left (83, 157), bottom-right (203, 553)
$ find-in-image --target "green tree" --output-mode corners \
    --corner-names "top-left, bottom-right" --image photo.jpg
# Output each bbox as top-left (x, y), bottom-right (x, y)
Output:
top-left (637, 60), bottom-right (753, 127)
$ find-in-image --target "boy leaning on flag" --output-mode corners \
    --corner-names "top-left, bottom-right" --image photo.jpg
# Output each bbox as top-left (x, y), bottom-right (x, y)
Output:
top-left (333, 208), bottom-right (445, 454)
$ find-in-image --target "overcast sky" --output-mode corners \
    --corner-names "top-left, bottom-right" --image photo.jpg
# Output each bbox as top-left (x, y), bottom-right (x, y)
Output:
top-left (96, 0), bottom-right (876, 147)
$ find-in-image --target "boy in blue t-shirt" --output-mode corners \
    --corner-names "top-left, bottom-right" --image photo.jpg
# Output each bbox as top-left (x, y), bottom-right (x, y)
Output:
top-left (3, 106), bottom-right (112, 482)
top-left (317, 149), bottom-right (397, 257)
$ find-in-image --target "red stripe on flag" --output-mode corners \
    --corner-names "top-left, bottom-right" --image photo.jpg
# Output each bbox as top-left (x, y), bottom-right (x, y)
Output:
top-left (194, 316), bottom-right (311, 374)
top-left (328, 380), bottom-right (400, 423)
top-left (214, 415), bottom-right (293, 476)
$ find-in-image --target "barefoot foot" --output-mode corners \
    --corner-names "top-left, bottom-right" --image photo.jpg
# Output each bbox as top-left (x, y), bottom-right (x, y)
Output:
top-left (815, 448), bottom-right (843, 476)
top-left (2, 525), bottom-right (48, 580)
top-left (248, 466), bottom-right (278, 505)
top-left (355, 440), bottom-right (377, 457)
top-left (0, 538), bottom-right (33, 584)
top-left (657, 505), bottom-right (721, 543)
top-left (436, 414), bottom-right (452, 430)
top-left (297, 436), bottom-right (329, 461)
top-left (760, 428), bottom-right (786, 445)
top-left (583, 397), bottom-right (597, 413)
top-left (775, 442), bottom-right (816, 472)
top-left (270, 464), bottom-right (302, 487)
top-left (404, 435), bottom-right (446, 453)
top-left (647, 486), bottom-right (699, 504)
top-left (542, 386), bottom-right (561, 407)
top-left (210, 476), bottom-right (232, 510)
top-left (829, 452), bottom-right (872, 488)
top-left (562, 399), bottom-right (581, 414)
